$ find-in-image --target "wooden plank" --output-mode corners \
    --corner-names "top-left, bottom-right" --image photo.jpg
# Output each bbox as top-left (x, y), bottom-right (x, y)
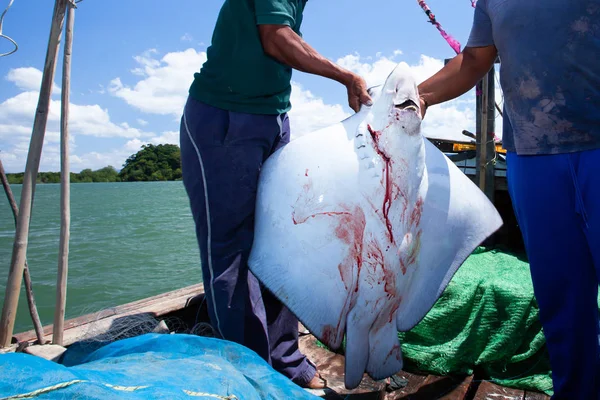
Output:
top-left (416, 375), bottom-right (472, 400)
top-left (386, 374), bottom-right (472, 400)
top-left (523, 391), bottom-right (550, 400)
top-left (384, 371), bottom-right (427, 399)
top-left (473, 381), bottom-right (524, 400)
top-left (439, 375), bottom-right (473, 400)
top-left (299, 335), bottom-right (386, 398)
top-left (13, 284), bottom-right (204, 345)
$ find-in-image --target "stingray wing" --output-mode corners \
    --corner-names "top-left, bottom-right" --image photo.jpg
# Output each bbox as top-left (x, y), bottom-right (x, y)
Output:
top-left (395, 139), bottom-right (503, 331)
top-left (248, 120), bottom-right (365, 350)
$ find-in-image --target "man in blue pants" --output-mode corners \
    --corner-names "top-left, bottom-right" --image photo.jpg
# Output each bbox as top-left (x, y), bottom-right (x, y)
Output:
top-left (417, 1), bottom-right (600, 398)
top-left (180, 0), bottom-right (371, 389)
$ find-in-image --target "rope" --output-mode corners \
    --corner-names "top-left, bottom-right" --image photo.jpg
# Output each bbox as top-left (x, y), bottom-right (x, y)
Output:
top-left (416, 0), bottom-right (505, 122)
top-left (0, 379), bottom-right (238, 399)
top-left (416, 0), bottom-right (461, 55)
top-left (183, 390), bottom-right (238, 399)
top-left (0, 0), bottom-right (17, 57)
top-left (0, 380), bottom-right (86, 399)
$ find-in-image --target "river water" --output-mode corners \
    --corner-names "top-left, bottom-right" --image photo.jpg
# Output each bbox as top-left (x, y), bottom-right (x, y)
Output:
top-left (0, 181), bottom-right (201, 334)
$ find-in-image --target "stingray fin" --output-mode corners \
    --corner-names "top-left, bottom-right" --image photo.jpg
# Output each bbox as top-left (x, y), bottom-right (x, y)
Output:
top-left (366, 310), bottom-right (403, 382)
top-left (343, 308), bottom-right (371, 390)
top-left (249, 253), bottom-right (350, 351)
top-left (395, 140), bottom-right (503, 331)
top-left (249, 143), bottom-right (368, 351)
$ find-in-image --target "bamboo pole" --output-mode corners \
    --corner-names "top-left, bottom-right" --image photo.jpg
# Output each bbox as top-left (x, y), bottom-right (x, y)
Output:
top-left (0, 0), bottom-right (68, 348)
top-left (53, 0), bottom-right (75, 346)
top-left (0, 158), bottom-right (45, 344)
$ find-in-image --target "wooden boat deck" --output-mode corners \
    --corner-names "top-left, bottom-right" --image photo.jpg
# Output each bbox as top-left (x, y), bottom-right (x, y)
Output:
top-left (11, 285), bottom-right (550, 399)
top-left (298, 334), bottom-right (549, 400)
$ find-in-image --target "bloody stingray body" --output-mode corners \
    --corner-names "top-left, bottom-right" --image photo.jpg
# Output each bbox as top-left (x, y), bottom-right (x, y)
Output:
top-left (248, 62), bottom-right (503, 389)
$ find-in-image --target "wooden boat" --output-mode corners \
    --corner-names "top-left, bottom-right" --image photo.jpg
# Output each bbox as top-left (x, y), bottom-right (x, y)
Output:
top-left (11, 284), bottom-right (550, 400)
top-left (2, 4), bottom-right (547, 397)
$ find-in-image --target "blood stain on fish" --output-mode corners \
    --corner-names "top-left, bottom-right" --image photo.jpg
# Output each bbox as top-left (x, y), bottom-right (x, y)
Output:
top-left (367, 124), bottom-right (395, 243)
top-left (365, 239), bottom-right (384, 273)
top-left (292, 211), bottom-right (351, 225)
top-left (409, 197), bottom-right (424, 227)
top-left (291, 200), bottom-right (367, 346)
top-left (334, 206), bottom-right (367, 292)
top-left (289, 126), bottom-right (423, 351)
top-left (383, 265), bottom-right (397, 298)
top-left (321, 324), bottom-right (337, 347)
top-left (385, 344), bottom-right (401, 364)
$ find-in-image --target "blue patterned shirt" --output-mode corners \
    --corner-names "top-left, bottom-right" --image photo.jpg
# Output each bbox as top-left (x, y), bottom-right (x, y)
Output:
top-left (467, 0), bottom-right (600, 155)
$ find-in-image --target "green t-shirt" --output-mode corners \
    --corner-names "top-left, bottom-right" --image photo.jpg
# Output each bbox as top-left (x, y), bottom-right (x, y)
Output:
top-left (189, 0), bottom-right (308, 115)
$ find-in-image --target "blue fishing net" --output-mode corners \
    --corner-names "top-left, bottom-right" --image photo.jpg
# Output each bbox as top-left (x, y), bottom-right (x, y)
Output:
top-left (0, 333), bottom-right (320, 399)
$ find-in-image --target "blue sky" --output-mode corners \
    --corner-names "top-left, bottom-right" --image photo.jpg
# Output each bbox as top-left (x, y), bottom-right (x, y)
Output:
top-left (0, 0), bottom-right (492, 173)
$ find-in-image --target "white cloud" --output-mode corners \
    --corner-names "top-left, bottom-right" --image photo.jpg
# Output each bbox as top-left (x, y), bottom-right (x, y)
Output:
top-left (125, 138), bottom-right (144, 152)
top-left (108, 47), bottom-right (504, 144)
top-left (337, 51), bottom-right (503, 142)
top-left (288, 82), bottom-right (350, 139)
top-left (149, 130), bottom-right (179, 145)
top-left (0, 132), bottom-right (76, 173)
top-left (0, 90), bottom-right (150, 139)
top-left (69, 148), bottom-right (132, 171)
top-left (180, 33), bottom-right (193, 42)
top-left (5, 67), bottom-right (61, 94)
top-left (0, 67), bottom-right (159, 172)
top-left (108, 48), bottom-right (207, 116)
top-left (106, 47), bottom-right (350, 140)
top-left (336, 51), bottom-right (401, 88)
top-left (124, 131), bottom-right (179, 154)
top-left (0, 48), bottom-right (504, 174)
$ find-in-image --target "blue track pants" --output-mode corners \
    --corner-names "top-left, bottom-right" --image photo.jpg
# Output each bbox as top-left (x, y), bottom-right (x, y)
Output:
top-left (179, 96), bottom-right (317, 387)
top-left (506, 149), bottom-right (600, 399)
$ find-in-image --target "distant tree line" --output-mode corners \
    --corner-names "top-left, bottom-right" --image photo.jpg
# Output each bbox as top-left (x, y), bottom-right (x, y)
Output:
top-left (5, 144), bottom-right (183, 184)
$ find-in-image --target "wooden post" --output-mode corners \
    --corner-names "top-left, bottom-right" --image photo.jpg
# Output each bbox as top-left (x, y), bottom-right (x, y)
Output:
top-left (444, 57), bottom-right (498, 201)
top-left (479, 72), bottom-right (489, 191)
top-left (0, 158), bottom-right (45, 344)
top-left (485, 67), bottom-right (496, 197)
top-left (53, 0), bottom-right (75, 346)
top-left (476, 67), bottom-right (496, 202)
top-left (475, 67), bottom-right (497, 247)
top-left (0, 0), bottom-right (68, 348)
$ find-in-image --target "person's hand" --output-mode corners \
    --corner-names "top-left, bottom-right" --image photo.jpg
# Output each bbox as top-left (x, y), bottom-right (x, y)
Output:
top-left (345, 73), bottom-right (372, 113)
top-left (419, 96), bottom-right (428, 119)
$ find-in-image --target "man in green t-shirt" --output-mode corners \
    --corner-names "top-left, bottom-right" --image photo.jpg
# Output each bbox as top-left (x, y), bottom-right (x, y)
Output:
top-left (180, 0), bottom-right (371, 390)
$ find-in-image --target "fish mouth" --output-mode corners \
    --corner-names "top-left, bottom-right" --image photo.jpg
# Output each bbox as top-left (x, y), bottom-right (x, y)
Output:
top-left (394, 99), bottom-right (419, 112)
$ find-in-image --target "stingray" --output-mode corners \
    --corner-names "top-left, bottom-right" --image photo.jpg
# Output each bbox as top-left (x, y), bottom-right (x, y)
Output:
top-left (247, 62), bottom-right (503, 389)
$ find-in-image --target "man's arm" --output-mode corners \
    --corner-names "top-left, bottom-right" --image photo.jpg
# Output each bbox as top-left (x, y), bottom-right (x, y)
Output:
top-left (418, 0), bottom-right (497, 117)
top-left (258, 24), bottom-right (372, 113)
top-left (418, 45), bottom-right (497, 117)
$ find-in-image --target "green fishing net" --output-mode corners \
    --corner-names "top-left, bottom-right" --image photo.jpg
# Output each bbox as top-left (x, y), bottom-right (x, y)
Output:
top-left (397, 246), bottom-right (554, 395)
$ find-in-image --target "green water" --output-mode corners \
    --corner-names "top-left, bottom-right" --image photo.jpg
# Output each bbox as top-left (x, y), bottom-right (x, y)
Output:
top-left (0, 181), bottom-right (201, 334)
